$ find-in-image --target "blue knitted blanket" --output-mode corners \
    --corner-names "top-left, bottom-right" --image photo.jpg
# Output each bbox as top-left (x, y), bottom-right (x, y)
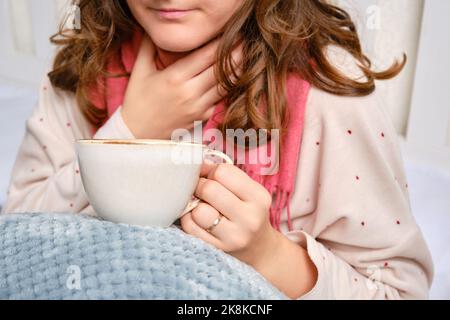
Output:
top-left (0, 213), bottom-right (287, 300)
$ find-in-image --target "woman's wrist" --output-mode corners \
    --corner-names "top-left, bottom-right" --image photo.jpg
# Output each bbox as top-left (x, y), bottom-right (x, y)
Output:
top-left (121, 104), bottom-right (166, 139)
top-left (249, 228), bottom-right (318, 299)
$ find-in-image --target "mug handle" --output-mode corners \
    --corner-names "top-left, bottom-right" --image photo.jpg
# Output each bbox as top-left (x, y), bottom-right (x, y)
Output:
top-left (180, 148), bottom-right (233, 216)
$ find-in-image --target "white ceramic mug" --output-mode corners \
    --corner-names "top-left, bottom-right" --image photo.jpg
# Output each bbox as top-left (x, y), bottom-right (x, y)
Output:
top-left (76, 139), bottom-right (233, 227)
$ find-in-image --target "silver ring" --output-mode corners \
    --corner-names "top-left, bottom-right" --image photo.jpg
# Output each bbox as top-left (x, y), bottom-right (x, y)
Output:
top-left (207, 214), bottom-right (223, 233)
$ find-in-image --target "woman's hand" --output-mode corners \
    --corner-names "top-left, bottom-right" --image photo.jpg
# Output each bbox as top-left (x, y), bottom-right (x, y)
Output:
top-left (122, 35), bottom-right (242, 140)
top-left (180, 162), bottom-right (318, 299)
top-left (180, 162), bottom-right (280, 268)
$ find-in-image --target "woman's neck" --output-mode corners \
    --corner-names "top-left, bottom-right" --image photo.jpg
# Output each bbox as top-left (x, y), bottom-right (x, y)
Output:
top-left (155, 48), bottom-right (190, 69)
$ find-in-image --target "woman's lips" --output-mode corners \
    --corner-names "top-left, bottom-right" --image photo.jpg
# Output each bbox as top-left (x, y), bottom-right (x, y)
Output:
top-left (154, 8), bottom-right (193, 19)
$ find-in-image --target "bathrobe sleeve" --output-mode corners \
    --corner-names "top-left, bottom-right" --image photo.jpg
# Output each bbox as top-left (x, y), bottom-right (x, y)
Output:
top-left (283, 46), bottom-right (434, 300)
top-left (0, 74), bottom-right (135, 215)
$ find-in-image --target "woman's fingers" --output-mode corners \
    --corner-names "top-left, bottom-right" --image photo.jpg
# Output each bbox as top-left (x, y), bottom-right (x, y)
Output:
top-left (189, 202), bottom-right (236, 243)
top-left (229, 42), bottom-right (244, 79)
top-left (195, 177), bottom-right (242, 221)
top-left (167, 37), bottom-right (221, 81)
top-left (198, 83), bottom-right (227, 108)
top-left (194, 42), bottom-right (244, 108)
top-left (191, 64), bottom-right (217, 95)
top-left (200, 105), bottom-right (217, 122)
top-left (194, 41), bottom-right (244, 93)
top-left (193, 81), bottom-right (226, 123)
top-left (201, 164), bottom-right (270, 204)
top-left (180, 211), bottom-right (224, 249)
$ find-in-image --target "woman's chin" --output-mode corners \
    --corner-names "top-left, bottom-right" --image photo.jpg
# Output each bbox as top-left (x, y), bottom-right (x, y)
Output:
top-left (151, 37), bottom-right (204, 53)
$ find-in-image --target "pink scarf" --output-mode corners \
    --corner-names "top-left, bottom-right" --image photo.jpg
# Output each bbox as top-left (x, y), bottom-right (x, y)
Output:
top-left (91, 31), bottom-right (311, 231)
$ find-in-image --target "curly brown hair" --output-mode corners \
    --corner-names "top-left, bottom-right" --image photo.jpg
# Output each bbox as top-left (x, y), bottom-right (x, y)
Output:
top-left (48, 0), bottom-right (405, 136)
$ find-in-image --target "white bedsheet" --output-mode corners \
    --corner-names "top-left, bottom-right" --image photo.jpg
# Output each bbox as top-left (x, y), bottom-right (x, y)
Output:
top-left (0, 78), bottom-right (448, 299)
